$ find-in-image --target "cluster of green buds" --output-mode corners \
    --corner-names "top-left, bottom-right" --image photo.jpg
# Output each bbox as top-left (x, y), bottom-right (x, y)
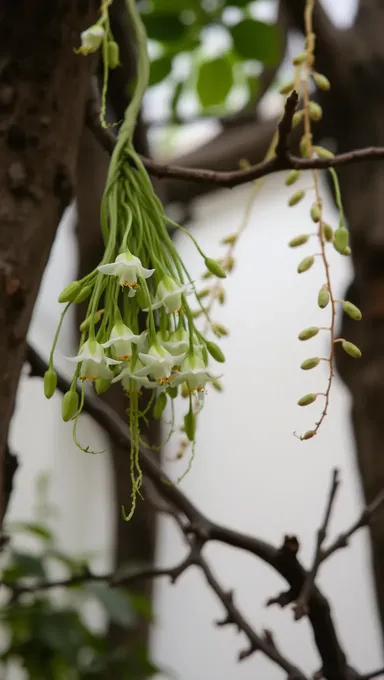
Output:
top-left (279, 5), bottom-right (362, 440)
top-left (45, 0), bottom-right (227, 519)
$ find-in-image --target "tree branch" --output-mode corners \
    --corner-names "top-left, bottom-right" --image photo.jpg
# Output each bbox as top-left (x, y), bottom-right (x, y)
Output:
top-left (86, 88), bottom-right (384, 195)
top-left (294, 469), bottom-right (340, 620)
top-left (26, 343), bottom-right (360, 680)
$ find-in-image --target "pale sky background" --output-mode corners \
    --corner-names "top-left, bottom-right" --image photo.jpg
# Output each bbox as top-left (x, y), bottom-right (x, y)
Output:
top-left (6, 0), bottom-right (382, 679)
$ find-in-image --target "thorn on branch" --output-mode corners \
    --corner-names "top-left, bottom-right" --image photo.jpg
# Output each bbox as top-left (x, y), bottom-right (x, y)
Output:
top-left (238, 643), bottom-right (259, 661)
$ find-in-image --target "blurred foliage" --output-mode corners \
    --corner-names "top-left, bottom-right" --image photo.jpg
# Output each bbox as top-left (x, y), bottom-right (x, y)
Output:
top-left (0, 476), bottom-right (157, 679)
top-left (138, 0), bottom-right (282, 118)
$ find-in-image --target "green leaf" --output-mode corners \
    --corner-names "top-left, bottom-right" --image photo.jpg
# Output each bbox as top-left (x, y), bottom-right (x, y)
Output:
top-left (230, 19), bottom-right (281, 65)
top-left (128, 592), bottom-right (152, 621)
top-left (86, 583), bottom-right (135, 627)
top-left (8, 551), bottom-right (46, 579)
top-left (8, 521), bottom-right (53, 543)
top-left (149, 55), bottom-right (173, 86)
top-left (197, 56), bottom-right (233, 108)
top-left (141, 13), bottom-right (187, 42)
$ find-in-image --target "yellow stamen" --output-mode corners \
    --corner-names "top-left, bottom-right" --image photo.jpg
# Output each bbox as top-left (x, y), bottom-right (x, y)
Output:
top-left (122, 281), bottom-right (140, 290)
top-left (116, 354), bottom-right (132, 361)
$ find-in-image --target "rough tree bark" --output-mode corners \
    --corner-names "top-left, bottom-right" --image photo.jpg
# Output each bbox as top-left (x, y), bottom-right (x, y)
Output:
top-left (0, 0), bottom-right (99, 523)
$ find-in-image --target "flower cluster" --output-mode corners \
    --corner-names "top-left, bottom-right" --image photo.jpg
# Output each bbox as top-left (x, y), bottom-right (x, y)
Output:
top-left (46, 147), bottom-right (225, 520)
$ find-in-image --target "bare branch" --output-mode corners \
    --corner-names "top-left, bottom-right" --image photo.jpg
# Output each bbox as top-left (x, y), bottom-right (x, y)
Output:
top-left (86, 87), bottom-right (384, 193)
top-left (26, 343), bottom-right (352, 679)
top-left (320, 489), bottom-right (384, 562)
top-left (294, 469), bottom-right (340, 620)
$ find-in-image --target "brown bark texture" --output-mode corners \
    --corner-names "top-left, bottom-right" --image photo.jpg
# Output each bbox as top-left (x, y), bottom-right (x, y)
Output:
top-left (0, 0), bottom-right (99, 520)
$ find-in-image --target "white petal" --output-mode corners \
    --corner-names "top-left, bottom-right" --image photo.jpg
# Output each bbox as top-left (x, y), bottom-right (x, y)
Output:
top-left (97, 263), bottom-right (119, 275)
top-left (105, 357), bottom-right (122, 366)
top-left (141, 267), bottom-right (155, 279)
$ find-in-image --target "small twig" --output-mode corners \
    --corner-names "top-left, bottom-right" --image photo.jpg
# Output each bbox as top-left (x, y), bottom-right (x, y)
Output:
top-left (320, 489), bottom-right (384, 563)
top-left (85, 84), bottom-right (384, 190)
top-left (294, 469), bottom-right (340, 620)
top-left (196, 552), bottom-right (306, 678)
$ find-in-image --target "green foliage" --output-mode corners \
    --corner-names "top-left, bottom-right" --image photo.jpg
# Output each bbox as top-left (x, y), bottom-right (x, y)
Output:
top-left (138, 0), bottom-right (282, 117)
top-left (0, 507), bottom-right (157, 678)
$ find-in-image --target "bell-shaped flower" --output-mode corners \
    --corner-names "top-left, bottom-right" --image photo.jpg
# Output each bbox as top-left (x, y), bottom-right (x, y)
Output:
top-left (148, 275), bottom-right (194, 314)
top-left (66, 339), bottom-right (121, 382)
top-left (78, 25), bottom-right (105, 55)
top-left (174, 352), bottom-right (219, 392)
top-left (112, 360), bottom-right (157, 392)
top-left (138, 344), bottom-right (185, 384)
top-left (160, 326), bottom-right (190, 355)
top-left (101, 323), bottom-right (147, 361)
top-left (98, 250), bottom-right (154, 297)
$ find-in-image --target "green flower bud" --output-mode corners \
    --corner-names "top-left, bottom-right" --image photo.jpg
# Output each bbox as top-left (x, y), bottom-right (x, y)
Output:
top-left (322, 223), bottom-right (333, 242)
top-left (343, 301), bottom-right (362, 321)
top-left (289, 234), bottom-right (309, 248)
top-left (302, 430), bottom-right (316, 440)
top-left (313, 72), bottom-right (331, 91)
top-left (206, 341), bottom-right (225, 363)
top-left (136, 286), bottom-right (147, 309)
top-left (288, 190), bottom-right (305, 207)
top-left (318, 285), bottom-right (330, 308)
top-left (297, 256), bottom-right (314, 273)
top-left (279, 80), bottom-right (294, 95)
top-left (301, 357), bottom-right (320, 370)
top-left (309, 101), bottom-right (323, 121)
top-left (181, 384), bottom-right (190, 399)
top-left (202, 270), bottom-right (213, 280)
top-left (341, 340), bottom-right (362, 358)
top-left (300, 135), bottom-right (311, 157)
top-left (184, 410), bottom-right (196, 442)
top-left (333, 227), bottom-right (349, 254)
top-left (204, 258), bottom-right (226, 279)
top-left (221, 233), bottom-right (238, 245)
top-left (212, 322), bottom-right (229, 337)
top-left (44, 369), bottom-right (57, 399)
top-left (62, 390), bottom-right (79, 422)
top-left (58, 280), bottom-right (82, 303)
top-left (310, 203), bottom-right (321, 223)
top-left (293, 51), bottom-right (307, 65)
top-left (212, 379), bottom-right (223, 392)
top-left (313, 145), bottom-right (334, 159)
top-left (79, 310), bottom-right (104, 332)
top-left (167, 385), bottom-right (178, 399)
top-left (217, 289), bottom-right (225, 305)
top-left (154, 392), bottom-right (167, 419)
top-left (107, 41), bottom-right (120, 69)
top-left (285, 170), bottom-right (301, 186)
top-left (298, 393), bottom-right (317, 406)
top-left (298, 326), bottom-right (319, 341)
top-left (74, 284), bottom-right (92, 304)
top-left (342, 245), bottom-right (352, 256)
top-left (95, 378), bottom-right (111, 394)
top-left (198, 288), bottom-right (210, 300)
top-left (292, 110), bottom-right (305, 127)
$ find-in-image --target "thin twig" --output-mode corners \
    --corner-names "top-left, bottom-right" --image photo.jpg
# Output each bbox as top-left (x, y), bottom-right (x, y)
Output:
top-left (320, 489), bottom-right (384, 562)
top-left (294, 469), bottom-right (340, 619)
top-left (86, 86), bottom-right (384, 189)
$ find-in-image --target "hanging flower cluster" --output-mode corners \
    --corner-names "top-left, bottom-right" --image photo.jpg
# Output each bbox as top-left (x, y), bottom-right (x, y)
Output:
top-left (44, 0), bottom-right (226, 520)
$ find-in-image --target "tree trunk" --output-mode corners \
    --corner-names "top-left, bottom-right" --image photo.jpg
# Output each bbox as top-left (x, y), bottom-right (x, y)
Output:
top-left (0, 0), bottom-right (99, 523)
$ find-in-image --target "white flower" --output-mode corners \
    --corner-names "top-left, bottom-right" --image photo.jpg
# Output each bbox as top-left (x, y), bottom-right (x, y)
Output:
top-left (148, 275), bottom-right (194, 314)
top-left (98, 251), bottom-right (155, 297)
top-left (112, 361), bottom-right (157, 392)
top-left (78, 25), bottom-right (105, 56)
top-left (66, 339), bottom-right (120, 381)
top-left (101, 323), bottom-right (147, 360)
top-left (160, 327), bottom-right (190, 355)
top-left (174, 353), bottom-right (219, 392)
top-left (138, 344), bottom-right (185, 384)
